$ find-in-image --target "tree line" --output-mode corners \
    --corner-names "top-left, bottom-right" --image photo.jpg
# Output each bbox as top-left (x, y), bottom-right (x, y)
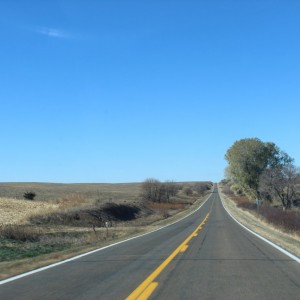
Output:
top-left (225, 138), bottom-right (299, 209)
top-left (141, 179), bottom-right (212, 203)
top-left (141, 179), bottom-right (180, 202)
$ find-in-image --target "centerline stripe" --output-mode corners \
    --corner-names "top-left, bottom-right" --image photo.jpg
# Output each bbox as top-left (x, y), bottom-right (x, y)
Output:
top-left (126, 213), bottom-right (209, 300)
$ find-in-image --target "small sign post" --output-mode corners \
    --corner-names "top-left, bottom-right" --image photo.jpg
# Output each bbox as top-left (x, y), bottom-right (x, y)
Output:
top-left (256, 198), bottom-right (262, 212)
top-left (105, 221), bottom-right (109, 237)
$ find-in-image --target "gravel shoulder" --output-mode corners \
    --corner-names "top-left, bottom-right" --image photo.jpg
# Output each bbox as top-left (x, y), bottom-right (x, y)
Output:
top-left (218, 184), bottom-right (300, 258)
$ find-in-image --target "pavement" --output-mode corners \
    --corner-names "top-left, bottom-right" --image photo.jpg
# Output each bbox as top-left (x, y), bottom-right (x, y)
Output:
top-left (0, 186), bottom-right (299, 299)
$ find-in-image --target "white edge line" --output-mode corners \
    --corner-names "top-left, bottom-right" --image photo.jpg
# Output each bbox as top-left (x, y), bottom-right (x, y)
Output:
top-left (0, 191), bottom-right (213, 285)
top-left (219, 190), bottom-right (300, 264)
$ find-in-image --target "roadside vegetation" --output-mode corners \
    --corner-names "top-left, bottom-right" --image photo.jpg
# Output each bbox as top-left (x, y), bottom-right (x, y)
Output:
top-left (221, 182), bottom-right (300, 236)
top-left (0, 180), bottom-right (212, 279)
top-left (223, 137), bottom-right (300, 237)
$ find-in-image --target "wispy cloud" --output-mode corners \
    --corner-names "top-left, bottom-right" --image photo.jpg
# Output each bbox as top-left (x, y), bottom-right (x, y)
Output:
top-left (36, 27), bottom-right (70, 39)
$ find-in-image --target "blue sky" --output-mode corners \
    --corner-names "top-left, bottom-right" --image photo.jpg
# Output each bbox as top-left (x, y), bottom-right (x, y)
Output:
top-left (1, 0), bottom-right (299, 183)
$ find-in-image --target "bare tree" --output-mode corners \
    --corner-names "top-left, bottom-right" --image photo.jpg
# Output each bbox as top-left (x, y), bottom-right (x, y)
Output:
top-left (164, 180), bottom-right (179, 201)
top-left (194, 182), bottom-right (211, 195)
top-left (141, 178), bottom-right (162, 202)
top-left (183, 187), bottom-right (193, 196)
top-left (259, 164), bottom-right (298, 210)
top-left (141, 179), bottom-right (179, 203)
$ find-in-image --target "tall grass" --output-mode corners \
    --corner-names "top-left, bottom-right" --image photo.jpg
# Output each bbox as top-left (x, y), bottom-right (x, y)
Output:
top-left (257, 206), bottom-right (300, 234)
top-left (147, 202), bottom-right (186, 210)
top-left (0, 225), bottom-right (40, 242)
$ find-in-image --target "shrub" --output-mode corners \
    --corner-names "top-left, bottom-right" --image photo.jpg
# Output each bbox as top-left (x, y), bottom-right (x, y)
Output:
top-left (257, 206), bottom-right (300, 233)
top-left (183, 187), bottom-right (193, 196)
top-left (193, 182), bottom-right (212, 195)
top-left (236, 201), bottom-right (256, 210)
top-left (225, 182), bottom-right (300, 234)
top-left (23, 191), bottom-right (36, 200)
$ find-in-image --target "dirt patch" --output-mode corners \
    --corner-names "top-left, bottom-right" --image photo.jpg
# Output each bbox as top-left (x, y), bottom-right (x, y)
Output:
top-left (218, 184), bottom-right (300, 258)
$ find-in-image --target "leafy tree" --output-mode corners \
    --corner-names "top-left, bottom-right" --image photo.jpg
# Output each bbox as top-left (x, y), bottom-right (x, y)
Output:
top-left (225, 138), bottom-right (278, 199)
top-left (225, 138), bottom-right (299, 209)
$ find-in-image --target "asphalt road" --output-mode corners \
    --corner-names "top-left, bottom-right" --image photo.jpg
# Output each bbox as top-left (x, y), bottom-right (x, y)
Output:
top-left (1, 186), bottom-right (300, 299)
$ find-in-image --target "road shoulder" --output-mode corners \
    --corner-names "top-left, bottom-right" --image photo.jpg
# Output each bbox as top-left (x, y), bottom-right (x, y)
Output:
top-left (218, 184), bottom-right (300, 259)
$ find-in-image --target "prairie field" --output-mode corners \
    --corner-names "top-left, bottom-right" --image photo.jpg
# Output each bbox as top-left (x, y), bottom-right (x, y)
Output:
top-left (0, 181), bottom-right (213, 280)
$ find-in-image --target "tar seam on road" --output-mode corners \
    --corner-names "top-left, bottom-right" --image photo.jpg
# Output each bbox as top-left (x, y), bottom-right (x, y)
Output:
top-left (0, 192), bottom-right (213, 285)
top-left (126, 213), bottom-right (210, 300)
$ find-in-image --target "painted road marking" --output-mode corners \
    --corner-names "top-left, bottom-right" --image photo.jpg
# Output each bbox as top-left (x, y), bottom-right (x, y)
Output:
top-left (180, 245), bottom-right (189, 252)
top-left (0, 192), bottom-right (214, 286)
top-left (219, 191), bottom-right (300, 264)
top-left (136, 282), bottom-right (158, 300)
top-left (126, 213), bottom-right (209, 300)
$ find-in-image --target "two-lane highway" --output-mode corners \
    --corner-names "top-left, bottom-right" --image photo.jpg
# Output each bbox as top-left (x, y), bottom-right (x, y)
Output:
top-left (1, 186), bottom-right (300, 299)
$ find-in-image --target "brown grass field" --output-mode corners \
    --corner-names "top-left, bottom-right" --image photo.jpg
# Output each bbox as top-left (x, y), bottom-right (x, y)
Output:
top-left (0, 181), bottom-right (213, 280)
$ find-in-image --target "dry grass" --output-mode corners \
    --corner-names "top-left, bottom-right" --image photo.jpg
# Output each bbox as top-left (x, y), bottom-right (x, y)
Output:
top-left (0, 181), bottom-right (213, 280)
top-left (147, 202), bottom-right (186, 210)
top-left (221, 184), bottom-right (300, 235)
top-left (0, 182), bottom-right (143, 202)
top-left (0, 197), bottom-right (59, 225)
top-left (218, 184), bottom-right (300, 258)
top-left (0, 226), bottom-right (144, 281)
top-left (0, 181), bottom-right (212, 226)
top-left (0, 225), bottom-right (40, 242)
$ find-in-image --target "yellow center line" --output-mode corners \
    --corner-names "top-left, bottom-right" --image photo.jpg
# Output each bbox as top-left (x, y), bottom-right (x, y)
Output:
top-left (136, 282), bottom-right (158, 300)
top-left (126, 212), bottom-right (210, 300)
top-left (180, 245), bottom-right (189, 252)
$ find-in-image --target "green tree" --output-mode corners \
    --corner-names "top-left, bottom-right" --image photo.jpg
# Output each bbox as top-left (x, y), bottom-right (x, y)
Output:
top-left (225, 138), bottom-right (278, 199)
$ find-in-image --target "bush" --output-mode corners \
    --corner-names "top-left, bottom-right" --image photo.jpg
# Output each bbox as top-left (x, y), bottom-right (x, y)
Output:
top-left (237, 201), bottom-right (256, 210)
top-left (183, 187), bottom-right (193, 196)
top-left (257, 206), bottom-right (300, 233)
top-left (193, 182), bottom-right (212, 195)
top-left (223, 181), bottom-right (300, 234)
top-left (23, 191), bottom-right (36, 200)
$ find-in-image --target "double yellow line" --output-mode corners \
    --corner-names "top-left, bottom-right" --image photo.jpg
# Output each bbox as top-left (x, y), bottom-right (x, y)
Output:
top-left (126, 213), bottom-right (210, 300)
